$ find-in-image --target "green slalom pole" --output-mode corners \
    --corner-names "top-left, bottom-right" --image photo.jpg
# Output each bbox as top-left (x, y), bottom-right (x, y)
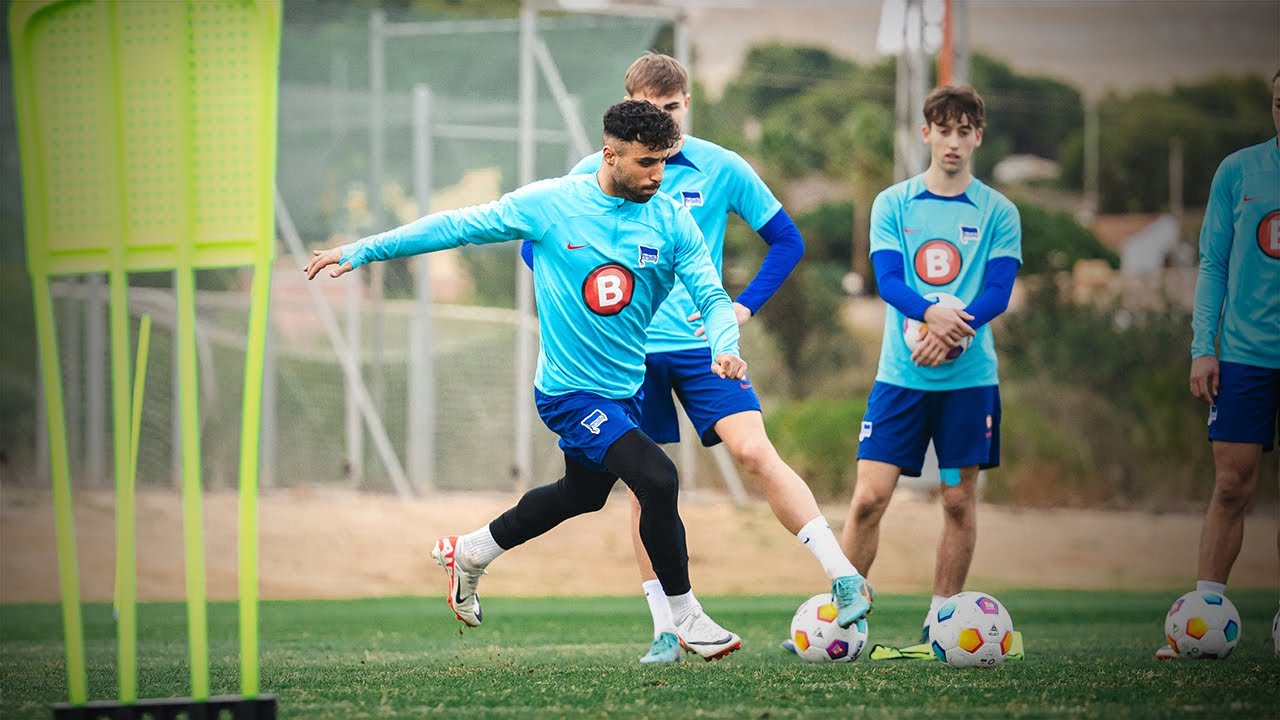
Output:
top-left (177, 267), bottom-right (209, 700)
top-left (237, 261), bottom-right (271, 696)
top-left (33, 274), bottom-right (87, 704)
top-left (116, 312), bottom-right (150, 702)
top-left (109, 268), bottom-right (137, 704)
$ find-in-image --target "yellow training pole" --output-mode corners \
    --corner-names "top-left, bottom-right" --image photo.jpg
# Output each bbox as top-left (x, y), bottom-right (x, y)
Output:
top-left (109, 268), bottom-right (137, 703)
top-left (33, 274), bottom-right (87, 704)
top-left (237, 260), bottom-right (271, 696)
top-left (176, 267), bottom-right (209, 700)
top-left (115, 312), bottom-right (150, 702)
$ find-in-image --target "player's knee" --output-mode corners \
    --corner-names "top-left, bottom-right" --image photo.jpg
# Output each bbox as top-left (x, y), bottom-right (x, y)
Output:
top-left (558, 474), bottom-right (612, 514)
top-left (941, 493), bottom-right (976, 526)
top-left (630, 454), bottom-right (679, 507)
top-left (727, 435), bottom-right (778, 477)
top-left (1211, 468), bottom-right (1256, 510)
top-left (851, 487), bottom-right (891, 523)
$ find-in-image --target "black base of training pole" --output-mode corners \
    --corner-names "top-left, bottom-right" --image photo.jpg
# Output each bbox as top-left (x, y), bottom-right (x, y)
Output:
top-left (52, 694), bottom-right (277, 720)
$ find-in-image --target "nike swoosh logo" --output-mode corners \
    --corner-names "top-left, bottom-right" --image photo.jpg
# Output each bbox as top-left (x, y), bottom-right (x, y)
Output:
top-left (566, 242), bottom-right (588, 250)
top-left (687, 635), bottom-right (735, 647)
top-left (904, 228), bottom-right (922, 233)
top-left (1242, 195), bottom-right (1260, 202)
top-left (739, 383), bottom-right (752, 389)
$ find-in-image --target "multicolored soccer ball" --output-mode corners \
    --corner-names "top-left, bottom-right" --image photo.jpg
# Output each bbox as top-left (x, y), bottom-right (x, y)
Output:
top-left (789, 593), bottom-right (868, 663)
top-left (929, 591), bottom-right (1016, 668)
top-left (903, 292), bottom-right (972, 362)
top-left (1164, 590), bottom-right (1241, 660)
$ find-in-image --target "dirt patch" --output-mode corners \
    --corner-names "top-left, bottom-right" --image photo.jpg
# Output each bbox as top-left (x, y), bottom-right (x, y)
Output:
top-left (1, 487), bottom-right (1275, 603)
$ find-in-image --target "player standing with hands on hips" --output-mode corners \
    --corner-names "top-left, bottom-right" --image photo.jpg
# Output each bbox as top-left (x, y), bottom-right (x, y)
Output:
top-left (1159, 69), bottom-right (1280, 660)
top-left (306, 100), bottom-right (748, 664)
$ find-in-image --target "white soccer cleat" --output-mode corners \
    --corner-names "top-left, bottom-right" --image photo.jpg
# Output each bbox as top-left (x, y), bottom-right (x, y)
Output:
top-left (1154, 644), bottom-right (1179, 661)
top-left (432, 535), bottom-right (484, 628)
top-left (675, 608), bottom-right (742, 661)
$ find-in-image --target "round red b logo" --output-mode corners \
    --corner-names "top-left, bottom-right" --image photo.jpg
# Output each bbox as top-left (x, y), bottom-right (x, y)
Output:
top-left (1258, 210), bottom-right (1280, 260)
top-left (583, 263), bottom-right (634, 316)
top-left (914, 240), bottom-right (961, 285)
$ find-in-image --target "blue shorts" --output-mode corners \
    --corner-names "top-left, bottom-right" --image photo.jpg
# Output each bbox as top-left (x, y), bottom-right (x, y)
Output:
top-left (640, 348), bottom-right (762, 446)
top-left (1208, 361), bottom-right (1279, 451)
top-left (856, 382), bottom-right (1001, 478)
top-left (535, 389), bottom-right (643, 473)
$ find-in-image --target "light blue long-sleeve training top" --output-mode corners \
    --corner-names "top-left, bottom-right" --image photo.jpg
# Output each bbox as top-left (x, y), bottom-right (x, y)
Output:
top-left (340, 173), bottom-right (742, 398)
top-left (1191, 136), bottom-right (1280, 369)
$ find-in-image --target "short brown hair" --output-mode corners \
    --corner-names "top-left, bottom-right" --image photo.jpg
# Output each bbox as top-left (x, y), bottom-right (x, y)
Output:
top-left (623, 52), bottom-right (688, 97)
top-left (923, 85), bottom-right (986, 129)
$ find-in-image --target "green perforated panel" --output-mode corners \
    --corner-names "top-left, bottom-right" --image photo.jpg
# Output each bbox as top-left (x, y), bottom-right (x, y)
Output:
top-left (10, 0), bottom-right (281, 275)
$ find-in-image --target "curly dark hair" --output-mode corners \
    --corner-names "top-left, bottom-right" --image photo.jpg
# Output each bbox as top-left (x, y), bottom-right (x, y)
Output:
top-left (602, 100), bottom-right (682, 151)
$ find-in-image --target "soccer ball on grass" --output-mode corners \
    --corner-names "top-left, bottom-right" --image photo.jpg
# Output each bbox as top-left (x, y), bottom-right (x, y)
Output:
top-left (789, 593), bottom-right (868, 663)
top-left (929, 591), bottom-right (1016, 668)
top-left (1164, 590), bottom-right (1241, 660)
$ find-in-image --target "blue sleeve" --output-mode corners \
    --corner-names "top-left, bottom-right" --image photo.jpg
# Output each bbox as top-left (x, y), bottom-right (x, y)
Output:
top-left (341, 192), bottom-right (535, 270)
top-left (964, 257), bottom-right (1020, 329)
top-left (872, 249), bottom-right (934, 321)
top-left (520, 239), bottom-right (534, 270)
top-left (1191, 157), bottom-right (1235, 358)
top-left (735, 208), bottom-right (804, 315)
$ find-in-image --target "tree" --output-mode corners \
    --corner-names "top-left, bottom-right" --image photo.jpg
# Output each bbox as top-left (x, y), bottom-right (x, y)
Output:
top-left (1058, 75), bottom-right (1272, 213)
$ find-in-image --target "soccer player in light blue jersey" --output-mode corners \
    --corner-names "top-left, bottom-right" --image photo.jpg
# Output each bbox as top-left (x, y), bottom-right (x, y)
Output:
top-left (1158, 70), bottom-right (1280, 661)
top-left (839, 85), bottom-right (1022, 648)
top-left (305, 101), bottom-right (751, 663)
top-left (523, 53), bottom-right (874, 662)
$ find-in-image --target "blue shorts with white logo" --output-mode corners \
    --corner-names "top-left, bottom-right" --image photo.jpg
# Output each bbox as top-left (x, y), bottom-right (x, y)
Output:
top-left (1208, 361), bottom-right (1279, 451)
top-left (640, 348), bottom-right (762, 446)
top-left (535, 389), bottom-right (643, 473)
top-left (856, 381), bottom-right (1001, 478)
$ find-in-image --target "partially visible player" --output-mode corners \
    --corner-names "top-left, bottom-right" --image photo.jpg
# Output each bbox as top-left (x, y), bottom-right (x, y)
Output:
top-left (523, 53), bottom-right (873, 662)
top-left (1157, 69), bottom-right (1280, 660)
top-left (306, 100), bottom-right (748, 664)
top-left (837, 84), bottom-right (1022, 648)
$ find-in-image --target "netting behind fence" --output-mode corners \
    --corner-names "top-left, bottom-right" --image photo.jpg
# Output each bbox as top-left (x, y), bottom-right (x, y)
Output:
top-left (37, 276), bottom-right (564, 494)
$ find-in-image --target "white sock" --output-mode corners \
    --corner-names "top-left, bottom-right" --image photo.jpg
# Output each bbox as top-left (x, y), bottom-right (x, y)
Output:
top-left (925, 594), bottom-right (947, 626)
top-left (667, 590), bottom-right (699, 627)
top-left (459, 525), bottom-right (503, 568)
top-left (642, 580), bottom-right (674, 639)
top-left (797, 515), bottom-right (859, 580)
top-left (1196, 580), bottom-right (1226, 596)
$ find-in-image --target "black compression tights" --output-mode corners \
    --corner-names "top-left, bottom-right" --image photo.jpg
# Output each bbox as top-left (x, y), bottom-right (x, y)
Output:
top-left (488, 429), bottom-right (690, 595)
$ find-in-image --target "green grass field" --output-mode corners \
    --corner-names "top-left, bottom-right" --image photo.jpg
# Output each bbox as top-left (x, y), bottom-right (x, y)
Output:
top-left (2, 590), bottom-right (1277, 719)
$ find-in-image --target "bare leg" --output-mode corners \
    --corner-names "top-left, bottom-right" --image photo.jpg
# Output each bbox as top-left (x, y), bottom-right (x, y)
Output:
top-left (714, 411), bottom-right (818, 534)
top-left (934, 466), bottom-right (980, 596)
top-left (1198, 441), bottom-right (1263, 583)
top-left (839, 459), bottom-right (901, 575)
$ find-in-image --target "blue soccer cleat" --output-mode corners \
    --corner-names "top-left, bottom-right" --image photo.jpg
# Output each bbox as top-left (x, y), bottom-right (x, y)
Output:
top-left (640, 631), bottom-right (684, 664)
top-left (833, 574), bottom-right (875, 628)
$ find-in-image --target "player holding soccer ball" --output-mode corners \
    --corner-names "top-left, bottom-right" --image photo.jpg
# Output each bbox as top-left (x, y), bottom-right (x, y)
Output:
top-left (835, 85), bottom-right (1022, 650)
top-left (523, 53), bottom-right (874, 663)
top-left (1158, 69), bottom-right (1280, 660)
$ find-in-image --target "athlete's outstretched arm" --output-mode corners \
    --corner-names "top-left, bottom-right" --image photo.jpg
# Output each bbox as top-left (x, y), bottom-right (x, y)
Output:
top-left (306, 190), bottom-right (540, 282)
